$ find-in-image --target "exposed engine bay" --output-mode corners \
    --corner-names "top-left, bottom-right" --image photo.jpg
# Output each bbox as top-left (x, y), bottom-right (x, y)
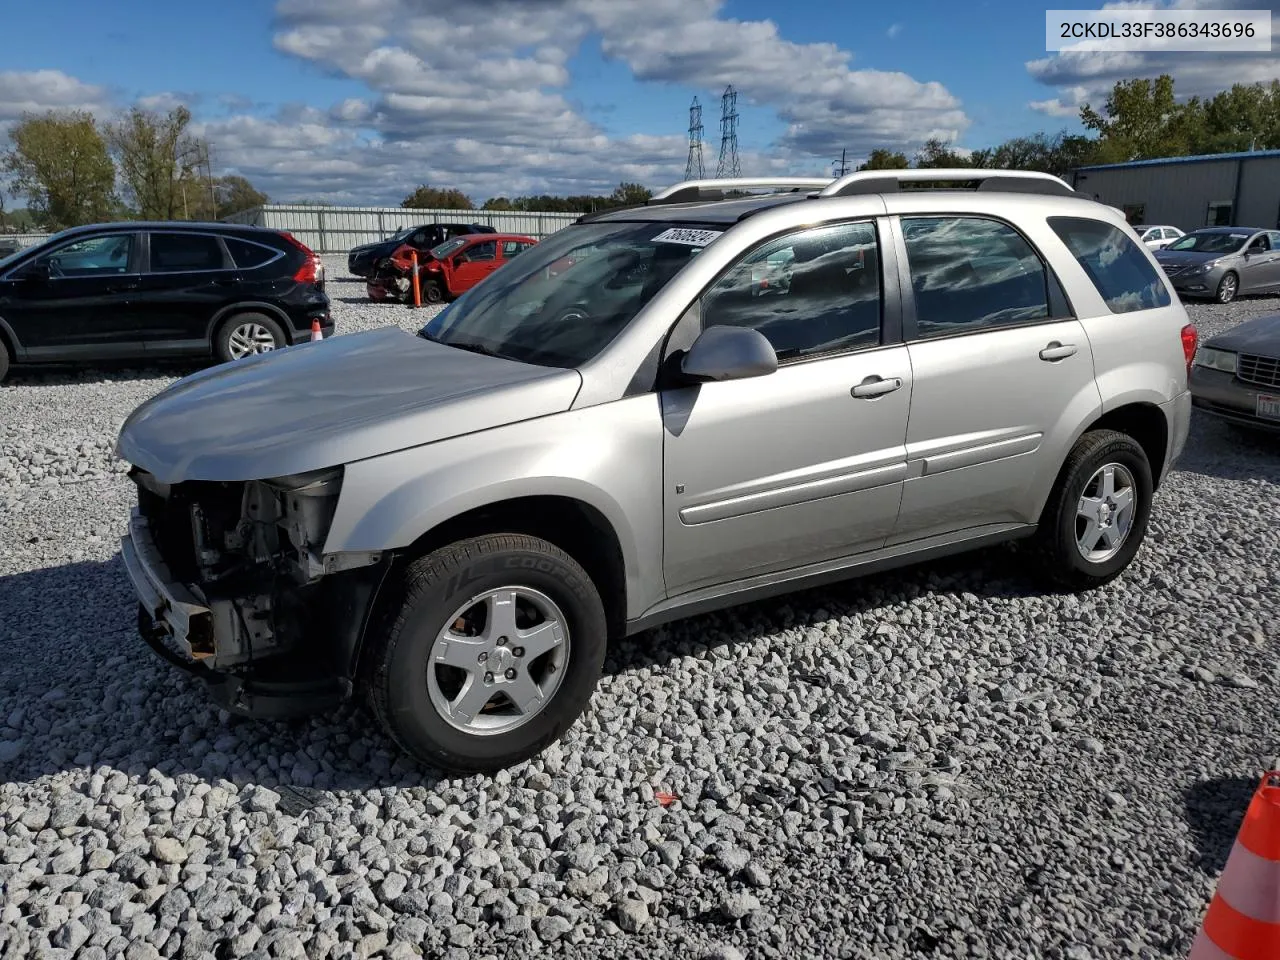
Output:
top-left (127, 466), bottom-right (383, 676)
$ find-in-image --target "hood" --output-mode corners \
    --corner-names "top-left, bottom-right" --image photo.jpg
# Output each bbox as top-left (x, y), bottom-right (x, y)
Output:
top-left (1154, 249), bottom-right (1230, 266)
top-left (351, 239), bottom-right (400, 258)
top-left (1206, 313), bottom-right (1280, 354)
top-left (117, 326), bottom-right (582, 483)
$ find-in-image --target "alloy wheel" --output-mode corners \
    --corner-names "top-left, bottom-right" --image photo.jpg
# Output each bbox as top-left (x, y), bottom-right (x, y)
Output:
top-left (1217, 273), bottom-right (1238, 303)
top-left (1075, 463), bottom-right (1137, 563)
top-left (227, 322), bottom-right (279, 359)
top-left (426, 586), bottom-right (570, 736)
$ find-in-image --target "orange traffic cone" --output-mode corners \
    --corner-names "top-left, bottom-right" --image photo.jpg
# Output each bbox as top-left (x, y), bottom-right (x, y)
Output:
top-left (310, 319), bottom-right (323, 342)
top-left (1190, 771), bottom-right (1280, 960)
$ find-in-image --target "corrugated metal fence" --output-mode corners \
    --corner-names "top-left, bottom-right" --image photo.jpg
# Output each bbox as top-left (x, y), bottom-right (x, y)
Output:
top-left (222, 205), bottom-right (584, 253)
top-left (1, 233), bottom-right (53, 250)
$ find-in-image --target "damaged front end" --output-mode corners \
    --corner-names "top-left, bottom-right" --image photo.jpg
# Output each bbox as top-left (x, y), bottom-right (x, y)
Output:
top-left (120, 466), bottom-right (390, 718)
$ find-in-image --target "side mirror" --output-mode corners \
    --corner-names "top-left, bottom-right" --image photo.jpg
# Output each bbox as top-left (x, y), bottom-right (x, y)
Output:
top-left (679, 325), bottom-right (778, 383)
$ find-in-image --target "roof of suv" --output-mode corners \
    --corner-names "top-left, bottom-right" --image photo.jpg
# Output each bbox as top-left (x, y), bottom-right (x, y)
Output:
top-left (46, 221), bottom-right (284, 240)
top-left (580, 171), bottom-right (1109, 228)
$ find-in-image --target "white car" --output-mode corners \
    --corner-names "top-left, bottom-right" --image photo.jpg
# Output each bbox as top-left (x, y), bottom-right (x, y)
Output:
top-left (1134, 225), bottom-right (1184, 249)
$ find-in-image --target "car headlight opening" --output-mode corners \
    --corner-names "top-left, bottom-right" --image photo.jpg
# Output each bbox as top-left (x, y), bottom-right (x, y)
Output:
top-left (1194, 347), bottom-right (1237, 374)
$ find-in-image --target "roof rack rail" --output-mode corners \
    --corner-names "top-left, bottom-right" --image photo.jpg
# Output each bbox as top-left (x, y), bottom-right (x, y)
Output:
top-left (819, 169), bottom-right (1075, 198)
top-left (649, 177), bottom-right (833, 206)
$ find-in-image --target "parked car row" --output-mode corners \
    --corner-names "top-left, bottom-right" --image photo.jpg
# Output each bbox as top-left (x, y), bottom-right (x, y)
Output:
top-left (1154, 226), bottom-right (1280, 304)
top-left (346, 222), bottom-right (497, 278)
top-left (366, 232), bottom-right (538, 304)
top-left (0, 222), bottom-right (330, 382)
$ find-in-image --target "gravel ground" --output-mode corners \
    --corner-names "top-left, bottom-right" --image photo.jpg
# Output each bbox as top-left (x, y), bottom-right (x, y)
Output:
top-left (1, 258), bottom-right (1278, 959)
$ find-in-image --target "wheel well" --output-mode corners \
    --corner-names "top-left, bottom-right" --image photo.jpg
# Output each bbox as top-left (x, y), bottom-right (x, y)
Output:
top-left (1086, 402), bottom-right (1169, 488)
top-left (208, 304), bottom-right (290, 343)
top-left (392, 496), bottom-right (628, 639)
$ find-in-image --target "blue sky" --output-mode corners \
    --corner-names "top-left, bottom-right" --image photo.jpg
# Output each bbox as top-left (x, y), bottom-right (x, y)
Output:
top-left (1, 0), bottom-right (1275, 204)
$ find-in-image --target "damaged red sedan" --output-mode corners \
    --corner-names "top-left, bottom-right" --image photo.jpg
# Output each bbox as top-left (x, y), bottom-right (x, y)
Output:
top-left (367, 233), bottom-right (538, 304)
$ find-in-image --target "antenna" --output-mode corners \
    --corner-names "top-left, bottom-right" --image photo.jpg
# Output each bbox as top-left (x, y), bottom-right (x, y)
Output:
top-left (715, 85), bottom-right (741, 179)
top-left (685, 96), bottom-right (705, 181)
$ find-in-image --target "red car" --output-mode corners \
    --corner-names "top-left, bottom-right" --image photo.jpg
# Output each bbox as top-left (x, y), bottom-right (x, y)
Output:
top-left (367, 233), bottom-right (538, 304)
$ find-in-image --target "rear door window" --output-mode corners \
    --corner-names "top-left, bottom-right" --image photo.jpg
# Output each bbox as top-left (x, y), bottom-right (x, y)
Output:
top-left (149, 233), bottom-right (227, 273)
top-left (901, 216), bottom-right (1051, 339)
top-left (1047, 216), bottom-right (1172, 313)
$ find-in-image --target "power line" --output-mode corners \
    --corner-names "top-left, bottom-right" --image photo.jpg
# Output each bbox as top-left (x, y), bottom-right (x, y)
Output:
top-left (685, 96), bottom-right (705, 180)
top-left (715, 85), bottom-right (740, 179)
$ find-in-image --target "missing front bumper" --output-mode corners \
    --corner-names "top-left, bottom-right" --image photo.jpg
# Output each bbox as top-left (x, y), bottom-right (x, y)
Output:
top-left (121, 508), bottom-right (216, 661)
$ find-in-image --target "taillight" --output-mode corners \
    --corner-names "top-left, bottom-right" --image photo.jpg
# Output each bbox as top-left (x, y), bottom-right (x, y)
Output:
top-left (1181, 323), bottom-right (1198, 375)
top-left (280, 232), bottom-right (322, 284)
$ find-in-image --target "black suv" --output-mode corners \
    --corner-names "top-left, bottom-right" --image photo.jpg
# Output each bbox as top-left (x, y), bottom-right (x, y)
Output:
top-left (346, 222), bottom-right (497, 278)
top-left (0, 222), bottom-right (331, 383)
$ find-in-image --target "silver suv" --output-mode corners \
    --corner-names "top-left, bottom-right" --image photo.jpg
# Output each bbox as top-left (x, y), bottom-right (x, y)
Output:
top-left (116, 170), bottom-right (1196, 772)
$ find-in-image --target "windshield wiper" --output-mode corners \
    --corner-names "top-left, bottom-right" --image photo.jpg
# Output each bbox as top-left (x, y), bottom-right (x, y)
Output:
top-left (445, 339), bottom-right (505, 360)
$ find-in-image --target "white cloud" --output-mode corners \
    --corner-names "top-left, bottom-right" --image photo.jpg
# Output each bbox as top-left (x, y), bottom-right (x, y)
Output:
top-left (0, 70), bottom-right (112, 124)
top-left (245, 0), bottom-right (970, 199)
top-left (887, 23), bottom-right (903, 39)
top-left (4, 2), bottom-right (973, 203)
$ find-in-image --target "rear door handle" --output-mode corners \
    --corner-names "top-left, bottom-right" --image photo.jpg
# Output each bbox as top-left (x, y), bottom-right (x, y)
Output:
top-left (107, 281), bottom-right (140, 293)
top-left (851, 376), bottom-right (903, 399)
top-left (1039, 342), bottom-right (1078, 361)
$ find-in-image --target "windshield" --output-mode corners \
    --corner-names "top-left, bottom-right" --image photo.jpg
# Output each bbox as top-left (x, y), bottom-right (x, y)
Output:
top-left (431, 237), bottom-right (469, 259)
top-left (389, 226), bottom-right (414, 241)
top-left (1167, 231), bottom-right (1249, 254)
top-left (419, 220), bottom-right (719, 367)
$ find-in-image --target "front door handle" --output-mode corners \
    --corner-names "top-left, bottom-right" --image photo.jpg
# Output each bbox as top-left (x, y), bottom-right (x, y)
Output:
top-left (1039, 342), bottom-right (1078, 361)
top-left (851, 376), bottom-right (903, 399)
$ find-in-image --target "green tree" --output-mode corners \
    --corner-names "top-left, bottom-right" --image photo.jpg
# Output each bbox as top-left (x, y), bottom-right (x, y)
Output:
top-left (1196, 81), bottom-right (1280, 152)
top-left (108, 105), bottom-right (207, 219)
top-left (402, 185), bottom-right (473, 210)
top-left (2, 110), bottom-right (117, 229)
top-left (482, 196), bottom-right (515, 211)
top-left (856, 149), bottom-right (909, 171)
top-left (1079, 75), bottom-right (1198, 162)
top-left (912, 137), bottom-right (973, 168)
top-left (610, 181), bottom-right (652, 206)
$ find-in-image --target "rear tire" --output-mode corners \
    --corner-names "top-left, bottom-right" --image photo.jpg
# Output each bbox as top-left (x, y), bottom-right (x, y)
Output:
top-left (364, 534), bottom-right (607, 773)
top-left (0, 337), bottom-right (9, 384)
top-left (422, 280), bottom-right (444, 304)
top-left (1032, 429), bottom-right (1153, 591)
top-left (215, 313), bottom-right (287, 363)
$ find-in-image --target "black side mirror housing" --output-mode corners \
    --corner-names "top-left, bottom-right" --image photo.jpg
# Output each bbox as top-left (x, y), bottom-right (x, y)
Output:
top-left (679, 325), bottom-right (778, 383)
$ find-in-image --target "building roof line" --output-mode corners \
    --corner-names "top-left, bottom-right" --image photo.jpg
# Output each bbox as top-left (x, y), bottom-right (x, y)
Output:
top-left (1074, 148), bottom-right (1280, 172)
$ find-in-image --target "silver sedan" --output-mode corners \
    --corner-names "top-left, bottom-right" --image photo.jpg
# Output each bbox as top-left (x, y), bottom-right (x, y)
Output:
top-left (1154, 228), bottom-right (1280, 304)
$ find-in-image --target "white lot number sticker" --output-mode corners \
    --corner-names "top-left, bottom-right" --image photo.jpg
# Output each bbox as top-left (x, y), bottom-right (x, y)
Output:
top-left (651, 227), bottom-right (723, 247)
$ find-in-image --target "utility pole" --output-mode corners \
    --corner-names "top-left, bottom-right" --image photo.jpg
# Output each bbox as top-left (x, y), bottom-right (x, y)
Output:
top-left (205, 142), bottom-right (218, 220)
top-left (832, 149), bottom-right (850, 177)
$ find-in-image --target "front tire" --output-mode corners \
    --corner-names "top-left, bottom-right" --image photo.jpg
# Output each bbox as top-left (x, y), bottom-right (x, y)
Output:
top-left (422, 280), bottom-right (444, 304)
top-left (215, 313), bottom-right (287, 363)
top-left (1033, 429), bottom-right (1153, 591)
top-left (365, 534), bottom-right (607, 773)
top-left (1216, 271), bottom-right (1239, 304)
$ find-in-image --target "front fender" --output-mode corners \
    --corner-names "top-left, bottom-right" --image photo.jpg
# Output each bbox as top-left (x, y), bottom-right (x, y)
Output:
top-left (323, 396), bottom-right (666, 619)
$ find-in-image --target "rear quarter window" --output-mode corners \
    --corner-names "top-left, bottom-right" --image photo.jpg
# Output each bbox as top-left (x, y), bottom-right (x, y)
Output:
top-left (1047, 216), bottom-right (1171, 314)
top-left (223, 237), bottom-right (280, 269)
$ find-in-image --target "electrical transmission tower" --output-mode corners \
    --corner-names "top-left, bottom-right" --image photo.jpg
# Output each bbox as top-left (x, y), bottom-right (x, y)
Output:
top-left (715, 85), bottom-right (741, 179)
top-left (685, 96), bottom-right (705, 180)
